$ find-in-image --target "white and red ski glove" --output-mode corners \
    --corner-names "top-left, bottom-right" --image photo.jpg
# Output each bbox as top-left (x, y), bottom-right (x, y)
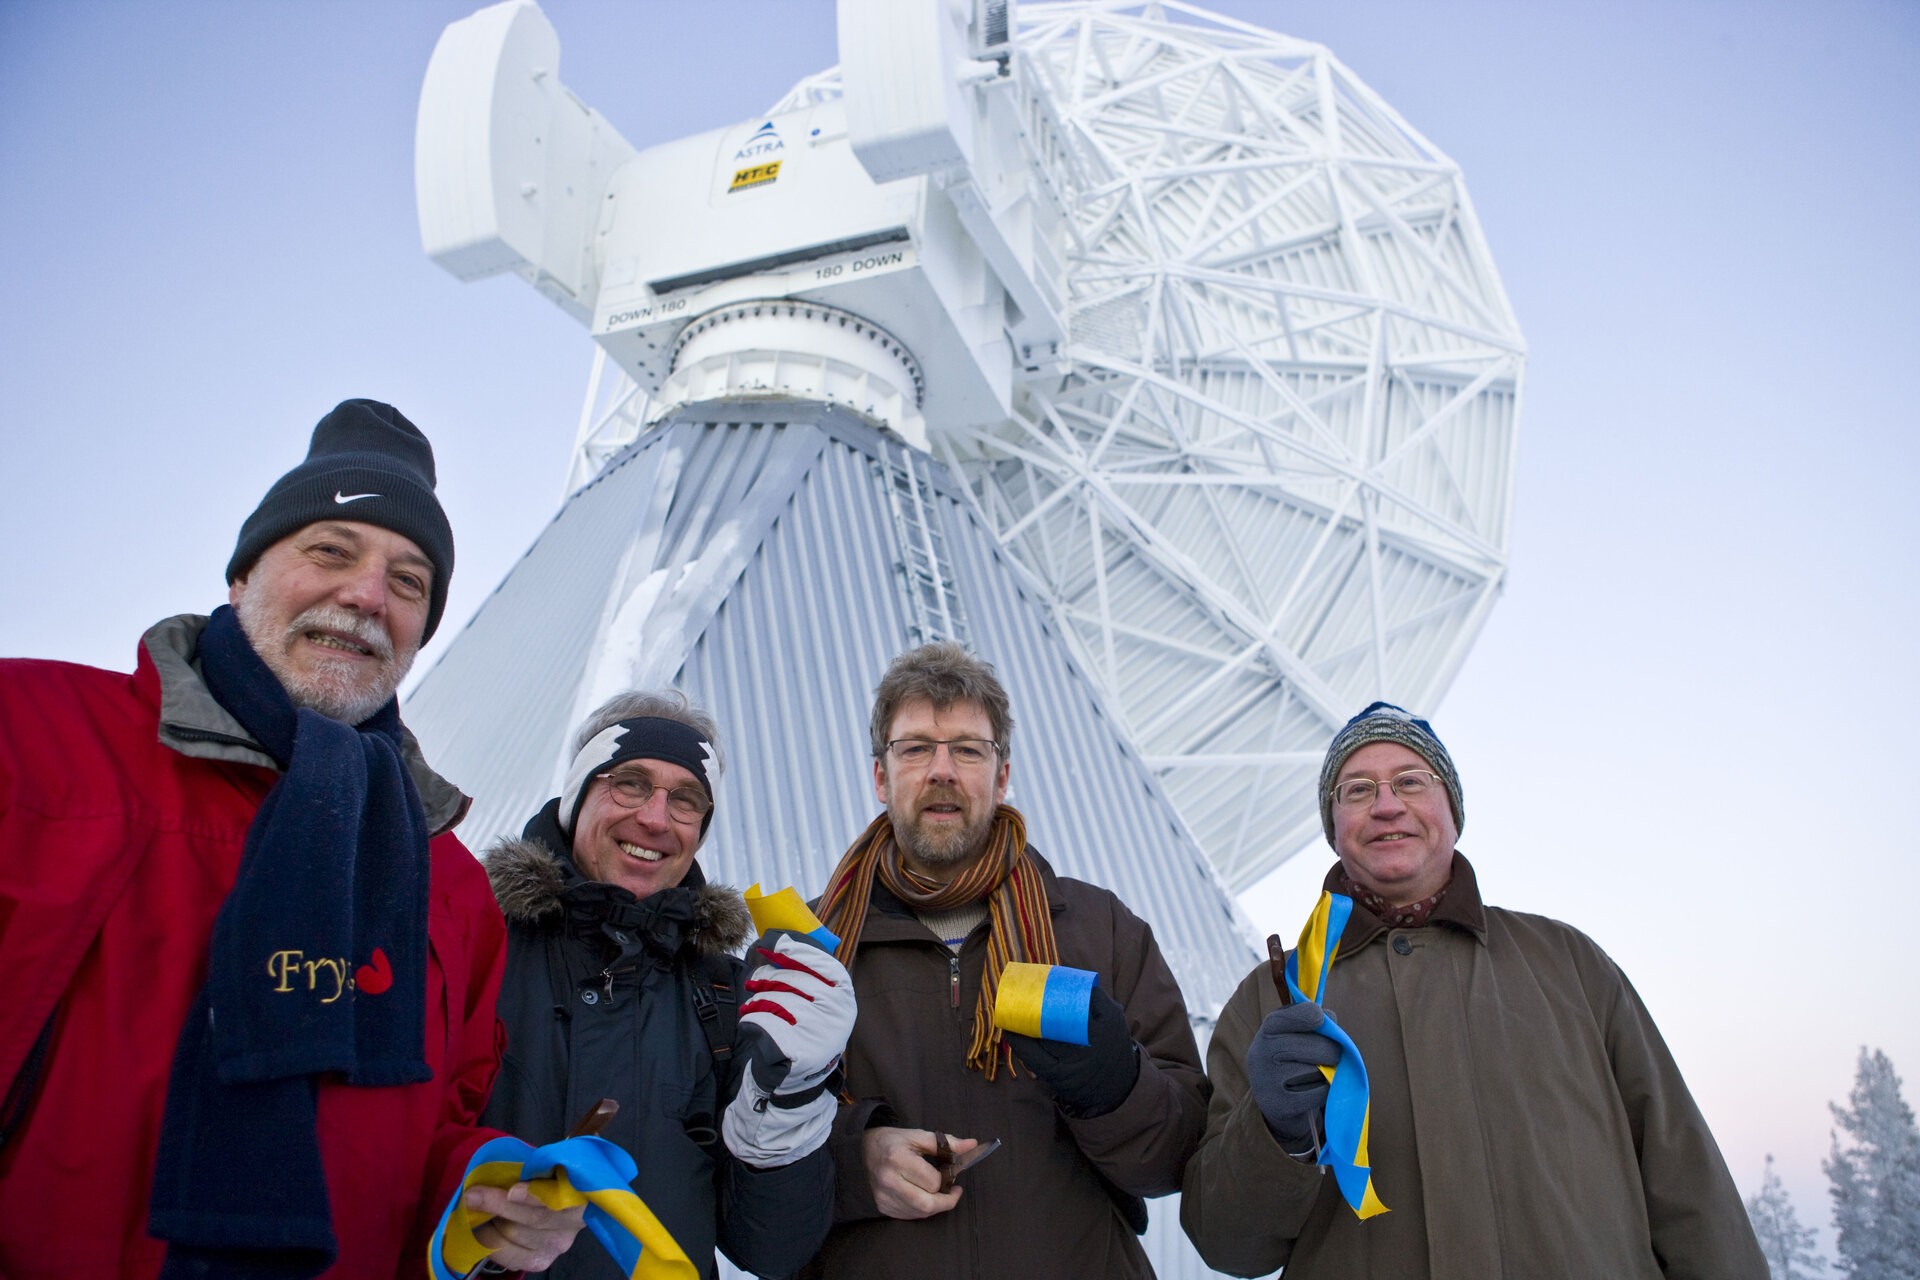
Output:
top-left (722, 930), bottom-right (856, 1168)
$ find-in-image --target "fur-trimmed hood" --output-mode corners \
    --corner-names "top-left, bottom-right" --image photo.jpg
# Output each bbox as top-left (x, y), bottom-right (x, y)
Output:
top-left (483, 835), bottom-right (752, 957)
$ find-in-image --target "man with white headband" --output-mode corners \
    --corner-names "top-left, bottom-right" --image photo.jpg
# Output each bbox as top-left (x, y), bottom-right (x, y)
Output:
top-left (481, 690), bottom-right (853, 1280)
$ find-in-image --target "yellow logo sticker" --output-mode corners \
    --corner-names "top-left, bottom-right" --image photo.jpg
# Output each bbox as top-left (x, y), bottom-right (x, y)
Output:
top-left (729, 161), bottom-right (781, 192)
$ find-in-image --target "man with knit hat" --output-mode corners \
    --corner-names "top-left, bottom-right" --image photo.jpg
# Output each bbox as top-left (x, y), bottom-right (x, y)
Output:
top-left (801, 642), bottom-right (1209, 1279)
top-left (0, 400), bottom-right (586, 1277)
top-left (1180, 702), bottom-right (1766, 1279)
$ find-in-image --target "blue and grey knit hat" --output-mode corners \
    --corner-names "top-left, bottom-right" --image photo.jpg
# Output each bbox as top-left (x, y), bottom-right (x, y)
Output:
top-left (1318, 701), bottom-right (1464, 843)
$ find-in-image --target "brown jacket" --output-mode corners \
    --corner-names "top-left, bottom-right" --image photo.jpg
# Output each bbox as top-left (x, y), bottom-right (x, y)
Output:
top-left (804, 848), bottom-right (1208, 1279)
top-left (1181, 856), bottom-right (1765, 1280)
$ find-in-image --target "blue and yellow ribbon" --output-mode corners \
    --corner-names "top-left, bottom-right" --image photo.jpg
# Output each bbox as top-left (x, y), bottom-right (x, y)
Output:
top-left (744, 883), bottom-right (842, 951)
top-left (1286, 892), bottom-right (1390, 1220)
top-left (428, 1135), bottom-right (697, 1280)
top-left (992, 962), bottom-right (1096, 1045)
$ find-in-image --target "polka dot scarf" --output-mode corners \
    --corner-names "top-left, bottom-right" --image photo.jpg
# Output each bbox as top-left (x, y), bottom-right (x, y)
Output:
top-left (1338, 870), bottom-right (1452, 929)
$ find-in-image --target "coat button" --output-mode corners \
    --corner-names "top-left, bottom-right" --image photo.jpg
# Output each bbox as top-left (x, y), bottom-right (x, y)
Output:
top-left (581, 989), bottom-right (600, 1005)
top-left (1392, 936), bottom-right (1413, 955)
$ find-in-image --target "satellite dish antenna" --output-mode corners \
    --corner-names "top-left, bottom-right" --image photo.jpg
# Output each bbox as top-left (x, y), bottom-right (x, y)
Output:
top-left (410, 0), bottom-right (1520, 912)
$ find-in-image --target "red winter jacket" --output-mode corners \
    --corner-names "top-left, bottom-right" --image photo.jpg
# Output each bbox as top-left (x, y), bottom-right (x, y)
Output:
top-left (0, 615), bottom-right (508, 1279)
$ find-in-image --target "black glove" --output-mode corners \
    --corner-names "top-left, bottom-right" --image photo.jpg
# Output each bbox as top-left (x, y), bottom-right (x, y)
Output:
top-left (1244, 1001), bottom-right (1342, 1158)
top-left (1003, 983), bottom-right (1140, 1119)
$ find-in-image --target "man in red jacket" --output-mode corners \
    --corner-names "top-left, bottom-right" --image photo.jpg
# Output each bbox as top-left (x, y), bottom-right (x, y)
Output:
top-left (0, 401), bottom-right (584, 1278)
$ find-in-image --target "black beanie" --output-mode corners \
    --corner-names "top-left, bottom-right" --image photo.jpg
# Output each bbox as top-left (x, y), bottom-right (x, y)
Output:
top-left (226, 399), bottom-right (456, 640)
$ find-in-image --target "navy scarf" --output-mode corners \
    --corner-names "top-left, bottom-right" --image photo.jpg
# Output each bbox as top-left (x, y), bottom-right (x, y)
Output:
top-left (148, 606), bottom-right (432, 1279)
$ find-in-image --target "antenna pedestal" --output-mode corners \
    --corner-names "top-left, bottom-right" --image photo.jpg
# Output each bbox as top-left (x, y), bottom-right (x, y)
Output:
top-left (655, 301), bottom-right (928, 448)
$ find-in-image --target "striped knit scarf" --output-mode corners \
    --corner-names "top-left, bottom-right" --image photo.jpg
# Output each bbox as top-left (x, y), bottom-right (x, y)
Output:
top-left (818, 804), bottom-right (1056, 1079)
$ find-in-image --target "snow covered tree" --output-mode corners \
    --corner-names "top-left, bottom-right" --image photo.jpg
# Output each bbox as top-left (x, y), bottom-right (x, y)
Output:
top-left (1825, 1047), bottom-right (1920, 1279)
top-left (1748, 1153), bottom-right (1826, 1278)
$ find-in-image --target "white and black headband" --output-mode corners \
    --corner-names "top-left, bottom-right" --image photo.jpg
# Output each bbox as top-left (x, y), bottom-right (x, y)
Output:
top-left (560, 717), bottom-right (719, 836)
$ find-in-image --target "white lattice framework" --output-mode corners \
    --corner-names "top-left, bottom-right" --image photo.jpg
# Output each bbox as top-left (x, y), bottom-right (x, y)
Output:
top-left (575, 0), bottom-right (1524, 893)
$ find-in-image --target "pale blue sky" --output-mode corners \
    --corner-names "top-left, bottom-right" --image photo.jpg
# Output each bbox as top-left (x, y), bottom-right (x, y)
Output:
top-left (4, 0), bottom-right (1916, 1240)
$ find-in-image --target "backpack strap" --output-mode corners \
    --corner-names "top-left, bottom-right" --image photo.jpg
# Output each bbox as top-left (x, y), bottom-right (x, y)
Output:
top-left (688, 952), bottom-right (741, 1072)
top-left (543, 930), bottom-right (575, 1025)
top-left (679, 953), bottom-right (741, 1149)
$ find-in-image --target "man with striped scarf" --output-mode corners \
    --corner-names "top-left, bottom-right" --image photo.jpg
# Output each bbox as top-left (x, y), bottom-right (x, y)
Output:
top-left (800, 643), bottom-right (1209, 1279)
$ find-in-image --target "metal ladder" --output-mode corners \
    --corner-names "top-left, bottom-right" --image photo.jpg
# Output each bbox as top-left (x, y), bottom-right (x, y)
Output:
top-left (875, 441), bottom-right (970, 647)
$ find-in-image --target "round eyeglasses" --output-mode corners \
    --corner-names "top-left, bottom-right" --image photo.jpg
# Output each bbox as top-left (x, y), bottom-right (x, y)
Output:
top-left (1332, 769), bottom-right (1441, 808)
top-left (599, 771), bottom-right (712, 821)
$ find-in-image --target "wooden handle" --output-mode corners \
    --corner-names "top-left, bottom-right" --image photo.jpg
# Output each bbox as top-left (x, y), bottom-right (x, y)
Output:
top-left (566, 1098), bottom-right (620, 1139)
top-left (1266, 934), bottom-right (1294, 1007)
top-left (932, 1131), bottom-right (956, 1192)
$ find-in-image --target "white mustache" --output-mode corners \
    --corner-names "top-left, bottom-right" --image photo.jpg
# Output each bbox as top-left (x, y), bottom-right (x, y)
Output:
top-left (288, 604), bottom-right (396, 662)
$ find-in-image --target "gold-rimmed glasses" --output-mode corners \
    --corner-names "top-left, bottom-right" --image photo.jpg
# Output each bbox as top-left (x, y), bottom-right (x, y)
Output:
top-left (1331, 769), bottom-right (1440, 807)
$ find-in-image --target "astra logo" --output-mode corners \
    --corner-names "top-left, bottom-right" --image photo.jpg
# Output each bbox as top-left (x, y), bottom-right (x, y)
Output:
top-left (734, 120), bottom-right (784, 160)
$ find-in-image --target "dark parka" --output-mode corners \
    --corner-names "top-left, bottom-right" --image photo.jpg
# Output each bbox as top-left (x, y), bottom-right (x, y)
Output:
top-left (481, 801), bottom-right (834, 1280)
top-left (803, 848), bottom-right (1208, 1280)
top-left (1181, 856), bottom-right (1767, 1280)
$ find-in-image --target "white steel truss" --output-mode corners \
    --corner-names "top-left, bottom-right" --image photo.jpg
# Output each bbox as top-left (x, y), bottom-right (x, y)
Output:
top-left (566, 347), bottom-right (652, 497)
top-left (755, 1), bottom-right (1524, 893)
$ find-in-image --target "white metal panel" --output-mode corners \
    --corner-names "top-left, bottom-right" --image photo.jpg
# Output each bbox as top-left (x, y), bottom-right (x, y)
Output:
top-left (837, 0), bottom-right (977, 182)
top-left (415, 0), bottom-right (635, 318)
top-left (416, 1), bottom-right (550, 279)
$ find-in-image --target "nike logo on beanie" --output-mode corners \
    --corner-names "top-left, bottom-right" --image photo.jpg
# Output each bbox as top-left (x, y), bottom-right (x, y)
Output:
top-left (334, 491), bottom-right (380, 504)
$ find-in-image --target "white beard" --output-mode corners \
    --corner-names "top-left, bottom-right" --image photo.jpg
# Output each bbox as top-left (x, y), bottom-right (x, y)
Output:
top-left (233, 597), bottom-right (415, 725)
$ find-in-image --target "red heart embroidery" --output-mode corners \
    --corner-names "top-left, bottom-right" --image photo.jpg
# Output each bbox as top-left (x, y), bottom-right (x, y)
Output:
top-left (355, 947), bottom-right (393, 995)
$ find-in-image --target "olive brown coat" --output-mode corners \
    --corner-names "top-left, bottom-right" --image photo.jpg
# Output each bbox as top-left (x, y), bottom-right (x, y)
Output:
top-left (1180, 856), bottom-right (1766, 1279)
